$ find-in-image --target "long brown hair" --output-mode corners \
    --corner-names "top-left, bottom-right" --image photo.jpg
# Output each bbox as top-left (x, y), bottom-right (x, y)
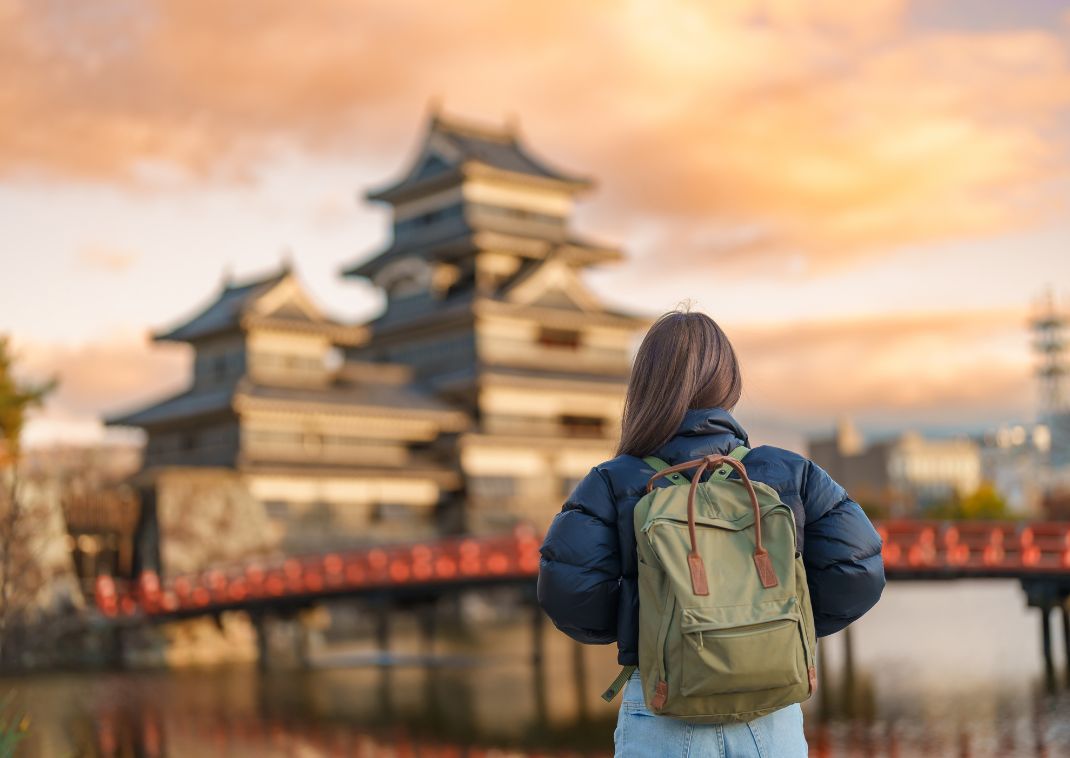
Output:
top-left (616, 309), bottom-right (742, 457)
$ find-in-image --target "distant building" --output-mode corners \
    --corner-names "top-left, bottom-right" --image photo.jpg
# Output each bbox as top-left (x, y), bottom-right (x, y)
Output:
top-left (108, 110), bottom-right (647, 573)
top-left (808, 418), bottom-right (982, 517)
top-left (22, 443), bottom-right (142, 594)
top-left (978, 422), bottom-right (1051, 515)
top-left (1032, 292), bottom-right (1070, 470)
top-left (1045, 411), bottom-right (1070, 472)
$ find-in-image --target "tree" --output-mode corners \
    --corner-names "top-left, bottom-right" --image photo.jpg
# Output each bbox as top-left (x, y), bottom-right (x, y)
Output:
top-left (0, 692), bottom-right (28, 757)
top-left (0, 337), bottom-right (53, 466)
top-left (0, 336), bottom-right (55, 666)
top-left (928, 483), bottom-right (1012, 520)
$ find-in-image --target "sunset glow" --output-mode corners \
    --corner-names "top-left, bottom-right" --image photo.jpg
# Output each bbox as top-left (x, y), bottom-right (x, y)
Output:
top-left (3, 0), bottom-right (1068, 448)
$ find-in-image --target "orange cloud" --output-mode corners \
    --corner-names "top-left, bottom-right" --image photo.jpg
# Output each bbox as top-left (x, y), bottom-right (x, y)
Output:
top-left (732, 307), bottom-right (1033, 426)
top-left (11, 332), bottom-right (190, 437)
top-left (10, 306), bottom-right (1033, 448)
top-left (1, 0), bottom-right (1068, 269)
top-left (75, 245), bottom-right (139, 272)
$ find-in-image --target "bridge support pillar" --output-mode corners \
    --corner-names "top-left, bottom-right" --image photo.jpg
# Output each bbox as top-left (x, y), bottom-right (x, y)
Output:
top-left (419, 604), bottom-right (436, 659)
top-left (841, 625), bottom-right (856, 717)
top-left (816, 637), bottom-right (831, 719)
top-left (376, 599), bottom-right (391, 665)
top-left (530, 595), bottom-right (548, 727)
top-left (1020, 579), bottom-right (1070, 692)
top-left (531, 601), bottom-right (545, 668)
top-left (251, 611), bottom-right (317, 670)
top-left (104, 626), bottom-right (127, 670)
top-left (573, 639), bottom-right (589, 722)
top-left (294, 617), bottom-right (313, 670)
top-left (1061, 603), bottom-right (1070, 687)
top-left (1041, 606), bottom-right (1056, 692)
top-left (251, 613), bottom-right (270, 671)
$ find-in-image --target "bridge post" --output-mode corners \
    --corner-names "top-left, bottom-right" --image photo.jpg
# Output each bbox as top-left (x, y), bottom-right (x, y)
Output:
top-left (572, 639), bottom-right (589, 722)
top-left (418, 603), bottom-right (436, 659)
top-left (250, 611), bottom-right (315, 669)
top-left (251, 613), bottom-right (270, 671)
top-left (295, 615), bottom-right (312, 670)
top-left (376, 598), bottom-right (391, 665)
top-left (1040, 606), bottom-right (1056, 692)
top-left (531, 601), bottom-right (545, 668)
top-left (1062, 603), bottom-right (1070, 687)
top-left (841, 626), bottom-right (856, 716)
top-left (104, 625), bottom-right (126, 669)
top-left (530, 594), bottom-right (548, 727)
top-left (1020, 579), bottom-right (1070, 692)
top-left (816, 637), bottom-right (832, 719)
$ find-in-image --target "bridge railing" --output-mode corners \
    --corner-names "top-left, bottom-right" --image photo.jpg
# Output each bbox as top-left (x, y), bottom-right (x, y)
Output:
top-left (94, 520), bottom-right (1070, 619)
top-left (94, 525), bottom-right (543, 619)
top-left (877, 520), bottom-right (1070, 573)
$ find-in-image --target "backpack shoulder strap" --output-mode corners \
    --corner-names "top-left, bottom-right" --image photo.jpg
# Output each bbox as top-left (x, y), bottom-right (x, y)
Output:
top-left (711, 445), bottom-right (750, 480)
top-left (643, 455), bottom-right (691, 486)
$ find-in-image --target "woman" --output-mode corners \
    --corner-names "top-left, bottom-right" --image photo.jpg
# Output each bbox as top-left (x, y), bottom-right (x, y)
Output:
top-left (537, 310), bottom-right (885, 757)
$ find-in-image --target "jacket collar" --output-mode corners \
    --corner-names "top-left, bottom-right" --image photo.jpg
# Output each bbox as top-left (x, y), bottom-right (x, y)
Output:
top-left (652, 407), bottom-right (750, 464)
top-left (675, 407), bottom-right (749, 443)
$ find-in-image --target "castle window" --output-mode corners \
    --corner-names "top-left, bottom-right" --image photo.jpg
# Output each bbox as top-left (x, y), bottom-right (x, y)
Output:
top-left (264, 501), bottom-right (290, 519)
top-left (373, 503), bottom-right (419, 523)
top-left (560, 415), bottom-right (605, 438)
top-left (537, 327), bottom-right (580, 349)
top-left (560, 476), bottom-right (584, 498)
top-left (470, 476), bottom-right (517, 501)
top-left (213, 355), bottom-right (227, 382)
top-left (394, 203), bottom-right (465, 236)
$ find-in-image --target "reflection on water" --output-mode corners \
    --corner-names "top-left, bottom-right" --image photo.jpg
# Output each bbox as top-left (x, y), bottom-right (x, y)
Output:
top-left (3, 580), bottom-right (1070, 757)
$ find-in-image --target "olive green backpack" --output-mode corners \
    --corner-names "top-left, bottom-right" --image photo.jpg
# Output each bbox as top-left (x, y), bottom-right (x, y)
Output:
top-left (602, 447), bottom-right (818, 723)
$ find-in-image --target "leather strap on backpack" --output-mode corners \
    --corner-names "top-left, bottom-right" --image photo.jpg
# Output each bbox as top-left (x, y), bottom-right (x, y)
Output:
top-left (644, 450), bottom-right (778, 594)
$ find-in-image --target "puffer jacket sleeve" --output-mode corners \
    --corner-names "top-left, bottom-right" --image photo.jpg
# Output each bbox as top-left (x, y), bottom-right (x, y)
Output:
top-left (536, 467), bottom-right (621, 644)
top-left (800, 459), bottom-right (886, 637)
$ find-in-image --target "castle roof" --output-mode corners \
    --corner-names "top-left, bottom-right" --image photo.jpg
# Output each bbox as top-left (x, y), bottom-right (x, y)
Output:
top-left (105, 387), bottom-right (234, 428)
top-left (343, 228), bottom-right (622, 281)
top-left (365, 111), bottom-right (592, 204)
top-left (154, 265), bottom-right (366, 345)
top-left (233, 375), bottom-right (467, 428)
top-left (107, 372), bottom-right (468, 431)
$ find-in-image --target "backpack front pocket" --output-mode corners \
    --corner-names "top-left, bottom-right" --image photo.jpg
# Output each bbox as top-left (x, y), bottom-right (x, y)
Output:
top-left (679, 612), bottom-right (805, 696)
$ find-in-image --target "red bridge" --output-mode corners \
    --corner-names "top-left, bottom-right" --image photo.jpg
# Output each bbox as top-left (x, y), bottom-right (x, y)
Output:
top-left (90, 519), bottom-right (1070, 685)
top-left (94, 520), bottom-right (1070, 621)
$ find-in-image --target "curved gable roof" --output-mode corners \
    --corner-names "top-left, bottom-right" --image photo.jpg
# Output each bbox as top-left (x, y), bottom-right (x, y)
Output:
top-left (366, 111), bottom-right (592, 203)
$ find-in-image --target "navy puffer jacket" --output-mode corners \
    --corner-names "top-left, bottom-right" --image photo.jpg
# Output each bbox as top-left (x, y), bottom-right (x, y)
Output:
top-left (537, 407), bottom-right (885, 666)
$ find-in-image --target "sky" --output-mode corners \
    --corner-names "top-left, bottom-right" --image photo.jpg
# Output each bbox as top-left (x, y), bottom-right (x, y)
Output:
top-left (1, 0), bottom-right (1069, 451)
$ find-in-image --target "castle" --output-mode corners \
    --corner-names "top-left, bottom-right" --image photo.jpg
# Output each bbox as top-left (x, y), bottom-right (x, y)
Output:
top-left (108, 111), bottom-right (649, 573)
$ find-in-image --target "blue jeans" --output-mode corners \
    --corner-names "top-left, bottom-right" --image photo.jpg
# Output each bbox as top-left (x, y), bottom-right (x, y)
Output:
top-left (614, 672), bottom-right (808, 757)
